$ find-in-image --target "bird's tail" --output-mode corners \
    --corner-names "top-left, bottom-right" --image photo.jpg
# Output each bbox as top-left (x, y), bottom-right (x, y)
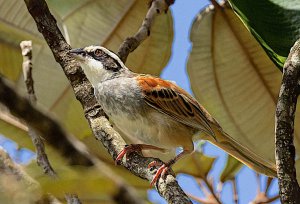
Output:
top-left (204, 126), bottom-right (277, 177)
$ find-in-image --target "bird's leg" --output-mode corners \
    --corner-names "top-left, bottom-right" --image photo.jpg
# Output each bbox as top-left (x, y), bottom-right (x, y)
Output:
top-left (148, 149), bottom-right (191, 186)
top-left (115, 144), bottom-right (166, 165)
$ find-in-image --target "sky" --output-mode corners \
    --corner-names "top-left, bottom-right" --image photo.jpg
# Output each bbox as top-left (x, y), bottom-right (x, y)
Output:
top-left (148, 0), bottom-right (280, 203)
top-left (0, 0), bottom-right (280, 203)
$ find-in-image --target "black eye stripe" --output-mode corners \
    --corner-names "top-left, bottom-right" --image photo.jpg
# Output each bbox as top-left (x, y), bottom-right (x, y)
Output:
top-left (89, 50), bottom-right (122, 72)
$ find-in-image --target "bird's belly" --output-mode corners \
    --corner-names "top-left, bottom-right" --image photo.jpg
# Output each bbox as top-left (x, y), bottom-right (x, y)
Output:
top-left (109, 110), bottom-right (195, 150)
top-left (95, 80), bottom-right (194, 150)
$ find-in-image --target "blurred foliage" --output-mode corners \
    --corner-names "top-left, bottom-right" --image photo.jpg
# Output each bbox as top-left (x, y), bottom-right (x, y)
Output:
top-left (187, 2), bottom-right (300, 184)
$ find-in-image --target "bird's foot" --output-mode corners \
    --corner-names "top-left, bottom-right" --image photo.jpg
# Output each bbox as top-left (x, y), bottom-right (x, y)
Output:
top-left (148, 161), bottom-right (170, 187)
top-left (115, 144), bottom-right (142, 165)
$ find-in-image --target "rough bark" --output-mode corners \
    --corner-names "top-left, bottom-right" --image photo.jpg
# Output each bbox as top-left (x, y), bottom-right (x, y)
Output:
top-left (23, 0), bottom-right (191, 203)
top-left (275, 39), bottom-right (300, 203)
top-left (117, 0), bottom-right (174, 62)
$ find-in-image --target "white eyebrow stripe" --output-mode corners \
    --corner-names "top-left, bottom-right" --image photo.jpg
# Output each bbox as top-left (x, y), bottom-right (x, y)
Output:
top-left (84, 46), bottom-right (127, 69)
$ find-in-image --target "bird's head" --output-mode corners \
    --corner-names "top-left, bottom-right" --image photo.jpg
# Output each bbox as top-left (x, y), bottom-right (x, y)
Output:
top-left (69, 45), bottom-right (129, 86)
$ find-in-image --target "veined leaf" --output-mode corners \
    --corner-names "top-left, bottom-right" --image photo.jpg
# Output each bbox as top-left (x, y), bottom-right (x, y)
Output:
top-left (174, 151), bottom-right (216, 178)
top-left (187, 3), bottom-right (300, 181)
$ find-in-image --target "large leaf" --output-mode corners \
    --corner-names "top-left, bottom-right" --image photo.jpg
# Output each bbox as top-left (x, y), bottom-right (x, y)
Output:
top-left (187, 3), bottom-right (300, 181)
top-left (173, 151), bottom-right (216, 178)
top-left (220, 155), bottom-right (242, 183)
top-left (228, 0), bottom-right (300, 68)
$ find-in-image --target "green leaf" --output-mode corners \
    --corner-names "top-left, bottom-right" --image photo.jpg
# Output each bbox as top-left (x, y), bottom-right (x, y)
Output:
top-left (173, 151), bottom-right (216, 178)
top-left (228, 0), bottom-right (300, 68)
top-left (220, 155), bottom-right (243, 183)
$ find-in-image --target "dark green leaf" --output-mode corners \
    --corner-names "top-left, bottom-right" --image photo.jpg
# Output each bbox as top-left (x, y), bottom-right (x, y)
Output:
top-left (228, 0), bottom-right (300, 68)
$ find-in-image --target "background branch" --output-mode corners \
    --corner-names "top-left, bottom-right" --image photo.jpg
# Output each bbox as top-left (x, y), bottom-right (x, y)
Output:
top-left (275, 38), bottom-right (300, 203)
top-left (20, 40), bottom-right (56, 178)
top-left (0, 147), bottom-right (38, 188)
top-left (0, 147), bottom-right (41, 203)
top-left (0, 76), bottom-right (93, 166)
top-left (117, 0), bottom-right (174, 62)
top-left (0, 75), bottom-right (143, 204)
top-left (23, 0), bottom-right (191, 203)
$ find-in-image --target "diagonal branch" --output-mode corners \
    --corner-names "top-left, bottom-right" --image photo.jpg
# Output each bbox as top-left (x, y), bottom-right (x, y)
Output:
top-left (275, 38), bottom-right (300, 203)
top-left (0, 77), bottom-right (142, 204)
top-left (0, 75), bottom-right (143, 204)
top-left (0, 76), bottom-right (93, 166)
top-left (20, 40), bottom-right (56, 178)
top-left (117, 0), bottom-right (174, 62)
top-left (23, 0), bottom-right (191, 203)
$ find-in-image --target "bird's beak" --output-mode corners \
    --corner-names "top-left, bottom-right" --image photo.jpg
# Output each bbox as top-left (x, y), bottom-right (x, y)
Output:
top-left (68, 48), bottom-right (86, 61)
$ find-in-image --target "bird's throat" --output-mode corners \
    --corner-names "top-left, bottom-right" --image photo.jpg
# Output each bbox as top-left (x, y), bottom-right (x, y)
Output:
top-left (80, 61), bottom-right (110, 87)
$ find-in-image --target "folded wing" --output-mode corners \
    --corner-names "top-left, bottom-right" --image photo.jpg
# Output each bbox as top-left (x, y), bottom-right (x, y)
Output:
top-left (137, 74), bottom-right (277, 177)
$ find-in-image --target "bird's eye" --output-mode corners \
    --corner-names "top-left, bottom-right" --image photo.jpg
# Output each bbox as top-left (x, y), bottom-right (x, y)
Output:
top-left (94, 49), bottom-right (103, 57)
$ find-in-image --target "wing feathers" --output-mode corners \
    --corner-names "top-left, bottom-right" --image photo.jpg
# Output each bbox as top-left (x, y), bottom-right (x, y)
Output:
top-left (137, 75), bottom-right (215, 136)
top-left (137, 75), bottom-right (277, 177)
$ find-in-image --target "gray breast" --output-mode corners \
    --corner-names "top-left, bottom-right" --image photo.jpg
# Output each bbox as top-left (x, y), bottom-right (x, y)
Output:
top-left (94, 77), bottom-right (145, 120)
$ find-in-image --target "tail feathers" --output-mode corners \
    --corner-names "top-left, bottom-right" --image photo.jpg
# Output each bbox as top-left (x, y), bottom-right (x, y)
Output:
top-left (206, 126), bottom-right (277, 177)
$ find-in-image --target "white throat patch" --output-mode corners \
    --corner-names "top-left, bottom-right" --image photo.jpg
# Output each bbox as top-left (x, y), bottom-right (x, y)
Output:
top-left (80, 58), bottom-right (110, 87)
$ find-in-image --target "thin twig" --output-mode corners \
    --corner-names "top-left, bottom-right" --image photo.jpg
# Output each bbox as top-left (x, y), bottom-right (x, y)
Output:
top-left (23, 0), bottom-right (191, 203)
top-left (232, 178), bottom-right (238, 204)
top-left (264, 177), bottom-right (273, 194)
top-left (202, 177), bottom-right (221, 204)
top-left (117, 0), bottom-right (175, 62)
top-left (256, 173), bottom-right (261, 194)
top-left (265, 195), bottom-right (280, 203)
top-left (197, 178), bottom-right (211, 197)
top-left (20, 40), bottom-right (56, 178)
top-left (275, 38), bottom-right (300, 203)
top-left (187, 193), bottom-right (216, 204)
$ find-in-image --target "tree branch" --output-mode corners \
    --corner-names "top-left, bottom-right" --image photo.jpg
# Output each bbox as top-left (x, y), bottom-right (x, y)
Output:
top-left (0, 76), bottom-right (93, 166)
top-left (23, 0), bottom-right (191, 203)
top-left (117, 0), bottom-right (175, 62)
top-left (20, 40), bottom-right (56, 178)
top-left (0, 75), bottom-right (143, 204)
top-left (232, 178), bottom-right (238, 204)
top-left (275, 38), bottom-right (300, 203)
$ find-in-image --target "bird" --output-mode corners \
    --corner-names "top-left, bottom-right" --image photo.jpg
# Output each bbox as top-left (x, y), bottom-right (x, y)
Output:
top-left (69, 45), bottom-right (277, 186)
